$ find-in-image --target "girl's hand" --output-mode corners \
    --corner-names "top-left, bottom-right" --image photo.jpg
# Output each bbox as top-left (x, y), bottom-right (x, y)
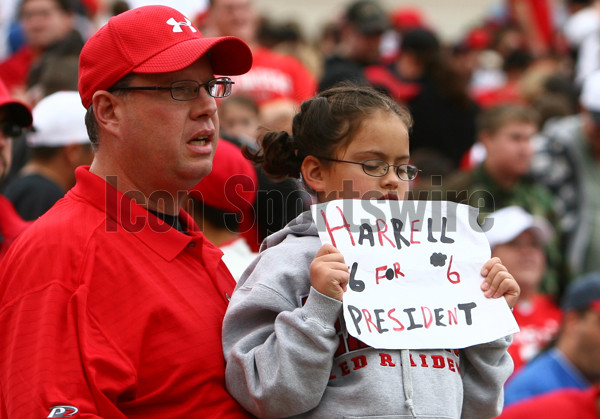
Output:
top-left (310, 244), bottom-right (349, 301)
top-left (480, 257), bottom-right (520, 309)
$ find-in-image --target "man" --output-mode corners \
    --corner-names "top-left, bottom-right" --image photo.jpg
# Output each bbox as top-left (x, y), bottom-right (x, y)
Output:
top-left (0, 5), bottom-right (253, 418)
top-left (4, 91), bottom-right (93, 220)
top-left (437, 104), bottom-right (568, 298)
top-left (531, 69), bottom-right (600, 278)
top-left (0, 0), bottom-right (84, 95)
top-left (0, 77), bottom-right (32, 259)
top-left (204, 0), bottom-right (316, 110)
top-left (319, 0), bottom-right (389, 92)
top-left (504, 272), bottom-right (600, 406)
top-left (483, 206), bottom-right (562, 375)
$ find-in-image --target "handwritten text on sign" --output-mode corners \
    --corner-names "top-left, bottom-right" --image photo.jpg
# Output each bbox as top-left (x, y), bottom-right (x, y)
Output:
top-left (311, 200), bottom-right (519, 350)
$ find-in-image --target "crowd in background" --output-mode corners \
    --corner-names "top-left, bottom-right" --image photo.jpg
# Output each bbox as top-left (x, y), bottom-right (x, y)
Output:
top-left (1, 0), bottom-right (600, 416)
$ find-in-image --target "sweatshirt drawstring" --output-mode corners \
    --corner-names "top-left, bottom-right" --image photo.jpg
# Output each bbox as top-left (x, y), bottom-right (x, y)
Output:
top-left (401, 349), bottom-right (417, 418)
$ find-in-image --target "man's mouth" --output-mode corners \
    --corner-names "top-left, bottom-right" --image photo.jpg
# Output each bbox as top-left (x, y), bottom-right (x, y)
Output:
top-left (189, 136), bottom-right (209, 146)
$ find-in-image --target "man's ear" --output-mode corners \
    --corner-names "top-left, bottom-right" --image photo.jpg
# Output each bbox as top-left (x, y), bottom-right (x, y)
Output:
top-left (301, 155), bottom-right (327, 192)
top-left (479, 131), bottom-right (492, 148)
top-left (92, 91), bottom-right (122, 138)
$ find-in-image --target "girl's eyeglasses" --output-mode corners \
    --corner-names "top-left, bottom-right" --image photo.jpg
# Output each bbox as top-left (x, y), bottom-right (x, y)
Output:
top-left (317, 157), bottom-right (420, 181)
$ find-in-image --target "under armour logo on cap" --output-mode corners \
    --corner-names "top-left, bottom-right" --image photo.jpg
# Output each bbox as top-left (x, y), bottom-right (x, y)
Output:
top-left (166, 17), bottom-right (197, 33)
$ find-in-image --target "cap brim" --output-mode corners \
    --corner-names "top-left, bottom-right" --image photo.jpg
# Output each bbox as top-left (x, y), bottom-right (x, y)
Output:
top-left (133, 36), bottom-right (252, 76)
top-left (0, 100), bottom-right (33, 128)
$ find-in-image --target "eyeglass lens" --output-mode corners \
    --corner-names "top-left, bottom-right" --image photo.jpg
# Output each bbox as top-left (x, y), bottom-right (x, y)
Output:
top-left (1, 123), bottom-right (23, 139)
top-left (362, 159), bottom-right (418, 180)
top-left (171, 78), bottom-right (232, 100)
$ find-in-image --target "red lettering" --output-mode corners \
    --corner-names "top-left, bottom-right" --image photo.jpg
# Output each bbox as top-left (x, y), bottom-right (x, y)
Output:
top-left (419, 354), bottom-right (428, 367)
top-left (432, 355), bottom-right (445, 369)
top-left (339, 361), bottom-right (350, 376)
top-left (394, 262), bottom-right (405, 278)
top-left (351, 355), bottom-right (368, 370)
top-left (375, 266), bottom-right (386, 285)
top-left (379, 353), bottom-right (396, 366)
top-left (421, 306), bottom-right (433, 328)
top-left (408, 353), bottom-right (417, 367)
top-left (447, 358), bottom-right (456, 372)
top-left (347, 336), bottom-right (369, 352)
top-left (363, 309), bottom-right (378, 333)
top-left (410, 219), bottom-right (421, 244)
top-left (448, 308), bottom-right (458, 325)
top-left (321, 207), bottom-right (355, 248)
top-left (376, 219), bottom-right (395, 248)
top-left (388, 308), bottom-right (405, 331)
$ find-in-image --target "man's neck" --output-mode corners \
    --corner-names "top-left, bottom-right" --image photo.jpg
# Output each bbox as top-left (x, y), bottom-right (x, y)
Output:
top-left (483, 161), bottom-right (520, 190)
top-left (90, 159), bottom-right (185, 216)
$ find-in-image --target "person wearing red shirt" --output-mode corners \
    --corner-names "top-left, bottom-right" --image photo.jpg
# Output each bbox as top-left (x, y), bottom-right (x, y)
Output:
top-left (497, 385), bottom-right (600, 419)
top-left (0, 5), bottom-right (254, 418)
top-left (0, 76), bottom-right (32, 259)
top-left (0, 0), bottom-right (84, 95)
top-left (483, 206), bottom-right (562, 375)
top-left (203, 0), bottom-right (316, 109)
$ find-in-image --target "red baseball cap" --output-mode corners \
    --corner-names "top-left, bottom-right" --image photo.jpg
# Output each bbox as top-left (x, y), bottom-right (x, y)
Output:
top-left (188, 139), bottom-right (257, 214)
top-left (0, 78), bottom-right (32, 128)
top-left (78, 5), bottom-right (253, 108)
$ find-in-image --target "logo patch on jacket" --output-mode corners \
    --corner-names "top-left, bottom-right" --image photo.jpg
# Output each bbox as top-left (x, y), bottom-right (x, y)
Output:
top-left (47, 405), bottom-right (79, 418)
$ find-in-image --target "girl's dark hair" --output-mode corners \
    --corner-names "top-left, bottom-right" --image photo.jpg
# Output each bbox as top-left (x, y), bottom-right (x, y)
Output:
top-left (244, 84), bottom-right (412, 181)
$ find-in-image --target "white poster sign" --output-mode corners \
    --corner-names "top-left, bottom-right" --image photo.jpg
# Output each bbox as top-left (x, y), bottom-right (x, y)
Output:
top-left (311, 199), bottom-right (519, 350)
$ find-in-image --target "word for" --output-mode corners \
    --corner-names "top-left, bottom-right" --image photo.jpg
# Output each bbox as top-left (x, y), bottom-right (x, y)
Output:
top-left (347, 302), bottom-right (477, 335)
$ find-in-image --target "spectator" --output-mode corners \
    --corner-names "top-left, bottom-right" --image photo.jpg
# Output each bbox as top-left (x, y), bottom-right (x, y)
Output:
top-left (203, 0), bottom-right (317, 109)
top-left (504, 271), bottom-right (600, 407)
top-left (186, 139), bottom-right (258, 281)
top-left (531, 69), bottom-right (600, 279)
top-left (223, 84), bottom-right (518, 418)
top-left (483, 206), bottom-right (562, 376)
top-left (0, 0), bottom-right (84, 95)
top-left (319, 0), bottom-right (389, 92)
top-left (4, 91), bottom-right (93, 220)
top-left (375, 28), bottom-right (480, 171)
top-left (438, 104), bottom-right (568, 298)
top-left (498, 385), bottom-right (600, 418)
top-left (0, 77), bottom-right (32, 260)
top-left (0, 5), bottom-right (254, 417)
top-left (218, 94), bottom-right (260, 148)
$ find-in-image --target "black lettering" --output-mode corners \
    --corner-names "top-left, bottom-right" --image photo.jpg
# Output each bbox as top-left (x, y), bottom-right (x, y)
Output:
top-left (434, 308), bottom-right (446, 326)
top-left (348, 305), bottom-right (363, 334)
top-left (440, 217), bottom-right (455, 243)
top-left (358, 223), bottom-right (375, 246)
top-left (349, 262), bottom-right (365, 292)
top-left (390, 218), bottom-right (411, 249)
top-left (404, 308), bottom-right (423, 330)
top-left (427, 218), bottom-right (437, 243)
top-left (458, 302), bottom-right (477, 325)
top-left (374, 309), bottom-right (388, 333)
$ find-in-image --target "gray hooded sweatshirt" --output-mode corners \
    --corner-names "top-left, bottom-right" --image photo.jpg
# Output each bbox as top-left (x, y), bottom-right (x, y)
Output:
top-left (223, 211), bottom-right (513, 419)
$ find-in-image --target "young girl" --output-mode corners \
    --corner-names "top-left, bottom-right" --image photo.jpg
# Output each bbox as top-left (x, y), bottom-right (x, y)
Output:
top-left (222, 85), bottom-right (519, 418)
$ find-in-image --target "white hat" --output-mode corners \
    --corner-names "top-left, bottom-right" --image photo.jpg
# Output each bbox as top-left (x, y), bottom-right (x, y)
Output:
top-left (580, 70), bottom-right (600, 116)
top-left (482, 206), bottom-right (553, 249)
top-left (27, 91), bottom-right (89, 148)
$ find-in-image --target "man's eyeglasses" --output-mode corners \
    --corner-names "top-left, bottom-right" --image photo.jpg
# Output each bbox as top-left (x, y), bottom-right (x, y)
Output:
top-left (0, 122), bottom-right (24, 139)
top-left (108, 77), bottom-right (234, 100)
top-left (317, 157), bottom-right (420, 181)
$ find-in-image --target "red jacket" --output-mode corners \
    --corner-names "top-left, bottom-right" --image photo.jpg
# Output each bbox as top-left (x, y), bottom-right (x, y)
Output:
top-left (0, 167), bottom-right (251, 418)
